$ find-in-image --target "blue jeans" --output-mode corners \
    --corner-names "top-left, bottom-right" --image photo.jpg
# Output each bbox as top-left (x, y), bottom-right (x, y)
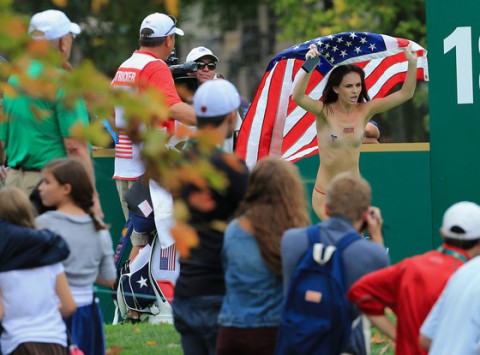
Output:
top-left (173, 295), bottom-right (224, 355)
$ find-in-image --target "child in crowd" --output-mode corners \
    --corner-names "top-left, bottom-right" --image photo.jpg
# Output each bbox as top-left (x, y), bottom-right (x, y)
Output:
top-left (0, 187), bottom-right (77, 355)
top-left (216, 157), bottom-right (310, 354)
top-left (36, 158), bottom-right (116, 355)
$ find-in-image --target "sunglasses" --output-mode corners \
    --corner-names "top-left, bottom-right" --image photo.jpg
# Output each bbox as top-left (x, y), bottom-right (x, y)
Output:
top-left (164, 15), bottom-right (177, 36)
top-left (196, 62), bottom-right (216, 71)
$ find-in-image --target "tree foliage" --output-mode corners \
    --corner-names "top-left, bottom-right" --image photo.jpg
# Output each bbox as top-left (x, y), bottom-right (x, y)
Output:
top-left (11, 0), bottom-right (180, 76)
top-left (271, 0), bottom-right (429, 142)
top-left (0, 1), bottom-right (228, 255)
top-left (273, 0), bottom-right (426, 46)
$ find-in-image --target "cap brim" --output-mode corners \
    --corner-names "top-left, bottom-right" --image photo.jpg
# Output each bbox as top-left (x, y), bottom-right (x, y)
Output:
top-left (174, 27), bottom-right (184, 36)
top-left (70, 23), bottom-right (81, 35)
top-left (188, 54), bottom-right (219, 62)
top-left (206, 54), bottom-right (219, 62)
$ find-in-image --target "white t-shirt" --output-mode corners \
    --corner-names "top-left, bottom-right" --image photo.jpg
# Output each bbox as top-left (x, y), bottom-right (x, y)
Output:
top-left (420, 255), bottom-right (480, 355)
top-left (0, 263), bottom-right (67, 354)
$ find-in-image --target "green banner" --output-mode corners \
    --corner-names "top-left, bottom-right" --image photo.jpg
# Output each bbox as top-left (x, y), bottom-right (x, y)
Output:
top-left (427, 0), bottom-right (480, 233)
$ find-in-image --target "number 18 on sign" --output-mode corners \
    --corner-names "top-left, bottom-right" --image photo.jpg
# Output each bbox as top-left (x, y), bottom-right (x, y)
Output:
top-left (444, 26), bottom-right (479, 104)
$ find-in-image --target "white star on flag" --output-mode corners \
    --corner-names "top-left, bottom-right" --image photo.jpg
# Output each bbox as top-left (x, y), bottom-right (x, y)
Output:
top-left (137, 276), bottom-right (148, 288)
top-left (236, 32), bottom-right (429, 168)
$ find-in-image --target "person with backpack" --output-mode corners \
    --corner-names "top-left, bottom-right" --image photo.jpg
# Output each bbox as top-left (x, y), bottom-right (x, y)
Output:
top-left (278, 172), bottom-right (389, 355)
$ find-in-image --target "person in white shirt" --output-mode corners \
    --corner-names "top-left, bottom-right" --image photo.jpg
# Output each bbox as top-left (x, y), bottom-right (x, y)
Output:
top-left (0, 187), bottom-right (76, 355)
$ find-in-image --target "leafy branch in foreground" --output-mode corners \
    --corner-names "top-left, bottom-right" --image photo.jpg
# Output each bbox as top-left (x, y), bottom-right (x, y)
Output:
top-left (0, 4), bottom-right (233, 257)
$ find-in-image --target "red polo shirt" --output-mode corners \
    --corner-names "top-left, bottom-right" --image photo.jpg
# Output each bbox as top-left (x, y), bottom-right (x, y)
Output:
top-left (347, 243), bottom-right (469, 355)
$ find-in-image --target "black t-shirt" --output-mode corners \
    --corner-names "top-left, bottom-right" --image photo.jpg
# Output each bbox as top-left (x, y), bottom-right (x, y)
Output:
top-left (174, 146), bottom-right (249, 297)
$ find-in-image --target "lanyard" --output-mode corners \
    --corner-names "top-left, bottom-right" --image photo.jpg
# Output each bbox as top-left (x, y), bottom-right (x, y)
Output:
top-left (437, 246), bottom-right (468, 263)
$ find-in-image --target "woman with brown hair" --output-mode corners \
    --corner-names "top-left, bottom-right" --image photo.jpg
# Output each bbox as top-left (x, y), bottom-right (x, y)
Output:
top-left (293, 44), bottom-right (418, 220)
top-left (216, 157), bottom-right (310, 355)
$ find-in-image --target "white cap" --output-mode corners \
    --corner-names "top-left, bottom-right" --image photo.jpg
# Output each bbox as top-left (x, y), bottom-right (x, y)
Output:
top-left (441, 201), bottom-right (480, 240)
top-left (28, 10), bottom-right (81, 40)
top-left (140, 13), bottom-right (184, 38)
top-left (193, 79), bottom-right (241, 118)
top-left (186, 46), bottom-right (219, 63)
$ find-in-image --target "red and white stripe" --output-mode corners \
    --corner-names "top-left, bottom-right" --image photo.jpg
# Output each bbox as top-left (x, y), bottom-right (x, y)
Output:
top-left (236, 36), bottom-right (428, 168)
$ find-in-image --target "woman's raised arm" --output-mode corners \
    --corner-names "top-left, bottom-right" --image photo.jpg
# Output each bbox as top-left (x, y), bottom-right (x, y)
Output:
top-left (292, 45), bottom-right (325, 116)
top-left (366, 44), bottom-right (418, 118)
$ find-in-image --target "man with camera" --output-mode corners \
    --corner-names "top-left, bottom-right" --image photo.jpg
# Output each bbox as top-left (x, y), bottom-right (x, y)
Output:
top-left (111, 12), bottom-right (196, 221)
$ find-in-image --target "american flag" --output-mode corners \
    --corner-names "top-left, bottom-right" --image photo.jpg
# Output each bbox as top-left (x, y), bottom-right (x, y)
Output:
top-left (236, 32), bottom-right (429, 168)
top-left (115, 133), bottom-right (134, 159)
top-left (159, 244), bottom-right (177, 271)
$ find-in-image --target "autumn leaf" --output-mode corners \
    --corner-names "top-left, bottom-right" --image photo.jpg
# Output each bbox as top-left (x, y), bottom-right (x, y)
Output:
top-left (173, 200), bottom-right (190, 221)
top-left (1, 83), bottom-right (17, 98)
top-left (145, 341), bottom-right (158, 346)
top-left (178, 164), bottom-right (208, 189)
top-left (0, 16), bottom-right (27, 42)
top-left (51, 0), bottom-right (67, 7)
top-left (222, 153), bottom-right (248, 173)
top-left (92, 0), bottom-right (109, 13)
top-left (26, 39), bottom-right (52, 58)
top-left (69, 120), bottom-right (112, 147)
top-left (175, 123), bottom-right (195, 139)
top-left (371, 332), bottom-right (388, 344)
top-left (30, 105), bottom-right (52, 122)
top-left (164, 0), bottom-right (179, 18)
top-left (170, 222), bottom-right (199, 258)
top-left (105, 346), bottom-right (122, 355)
top-left (142, 130), bottom-right (168, 159)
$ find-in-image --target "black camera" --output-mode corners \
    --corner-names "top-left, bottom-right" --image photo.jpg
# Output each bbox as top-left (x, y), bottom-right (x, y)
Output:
top-left (167, 49), bottom-right (199, 96)
top-left (361, 210), bottom-right (377, 232)
top-left (167, 50), bottom-right (198, 79)
top-left (169, 61), bottom-right (198, 79)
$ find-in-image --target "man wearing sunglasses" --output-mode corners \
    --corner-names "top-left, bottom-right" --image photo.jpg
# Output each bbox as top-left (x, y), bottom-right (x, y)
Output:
top-left (184, 46), bottom-right (244, 153)
top-left (186, 47), bottom-right (220, 86)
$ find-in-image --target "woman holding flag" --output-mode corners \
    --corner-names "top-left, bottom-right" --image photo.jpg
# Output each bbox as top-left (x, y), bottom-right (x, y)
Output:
top-left (293, 43), bottom-right (418, 220)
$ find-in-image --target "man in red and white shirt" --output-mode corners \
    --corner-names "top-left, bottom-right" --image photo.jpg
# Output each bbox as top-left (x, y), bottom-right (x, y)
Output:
top-left (111, 12), bottom-right (195, 220)
top-left (347, 201), bottom-right (480, 355)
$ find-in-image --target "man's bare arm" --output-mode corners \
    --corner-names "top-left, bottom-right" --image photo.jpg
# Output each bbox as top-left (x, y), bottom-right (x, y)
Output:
top-left (169, 102), bottom-right (196, 126)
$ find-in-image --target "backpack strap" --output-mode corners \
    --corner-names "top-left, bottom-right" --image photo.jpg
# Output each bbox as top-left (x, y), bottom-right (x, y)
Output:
top-left (306, 224), bottom-right (321, 246)
top-left (335, 231), bottom-right (360, 254)
top-left (307, 226), bottom-right (360, 265)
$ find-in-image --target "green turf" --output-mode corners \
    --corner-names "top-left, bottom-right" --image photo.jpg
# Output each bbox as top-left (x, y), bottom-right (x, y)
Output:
top-left (105, 323), bottom-right (395, 354)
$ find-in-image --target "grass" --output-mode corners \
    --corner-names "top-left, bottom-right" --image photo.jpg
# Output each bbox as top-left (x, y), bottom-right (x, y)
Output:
top-left (105, 323), bottom-right (394, 355)
top-left (105, 323), bottom-right (182, 355)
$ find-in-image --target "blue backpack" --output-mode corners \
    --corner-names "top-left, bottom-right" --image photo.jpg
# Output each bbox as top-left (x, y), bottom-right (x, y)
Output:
top-left (276, 225), bottom-right (359, 355)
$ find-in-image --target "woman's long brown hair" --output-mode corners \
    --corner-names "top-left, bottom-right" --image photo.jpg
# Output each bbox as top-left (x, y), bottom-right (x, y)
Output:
top-left (235, 157), bottom-right (310, 275)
